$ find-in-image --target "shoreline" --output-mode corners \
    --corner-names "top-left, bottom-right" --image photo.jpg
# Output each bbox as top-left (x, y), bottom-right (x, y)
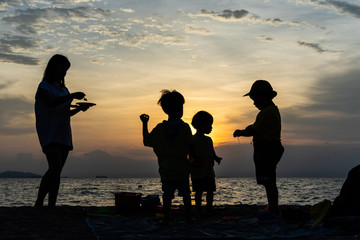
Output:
top-left (0, 204), bottom-right (358, 240)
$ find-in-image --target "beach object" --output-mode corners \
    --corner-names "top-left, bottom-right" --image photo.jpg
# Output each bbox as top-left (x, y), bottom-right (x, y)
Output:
top-left (114, 192), bottom-right (142, 214)
top-left (310, 199), bottom-right (331, 228)
top-left (76, 102), bottom-right (96, 107)
top-left (141, 195), bottom-right (160, 211)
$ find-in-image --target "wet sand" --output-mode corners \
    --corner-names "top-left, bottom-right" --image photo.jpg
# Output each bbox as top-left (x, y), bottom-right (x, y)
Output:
top-left (0, 205), bottom-right (358, 240)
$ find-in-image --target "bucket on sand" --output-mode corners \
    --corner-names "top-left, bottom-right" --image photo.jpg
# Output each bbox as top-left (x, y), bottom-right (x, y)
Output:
top-left (141, 195), bottom-right (160, 211)
top-left (114, 192), bottom-right (142, 214)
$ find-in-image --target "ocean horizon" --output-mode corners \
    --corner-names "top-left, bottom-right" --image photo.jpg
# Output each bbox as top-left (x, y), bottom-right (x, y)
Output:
top-left (0, 177), bottom-right (345, 208)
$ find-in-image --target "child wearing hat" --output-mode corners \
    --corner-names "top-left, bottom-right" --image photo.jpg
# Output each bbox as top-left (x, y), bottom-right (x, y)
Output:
top-left (233, 80), bottom-right (284, 216)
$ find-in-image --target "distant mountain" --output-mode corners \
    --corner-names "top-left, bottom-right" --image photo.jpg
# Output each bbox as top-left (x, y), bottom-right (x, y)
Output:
top-left (0, 171), bottom-right (42, 178)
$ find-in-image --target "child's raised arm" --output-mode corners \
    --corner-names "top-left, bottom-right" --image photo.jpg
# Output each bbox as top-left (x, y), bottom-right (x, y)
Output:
top-left (140, 114), bottom-right (150, 145)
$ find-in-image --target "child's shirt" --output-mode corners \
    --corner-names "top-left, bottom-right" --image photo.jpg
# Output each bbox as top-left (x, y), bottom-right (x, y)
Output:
top-left (143, 119), bottom-right (192, 182)
top-left (252, 104), bottom-right (281, 142)
top-left (189, 135), bottom-right (216, 180)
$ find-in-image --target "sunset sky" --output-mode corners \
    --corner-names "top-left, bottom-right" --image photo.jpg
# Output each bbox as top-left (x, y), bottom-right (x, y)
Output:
top-left (1, 0), bottom-right (360, 177)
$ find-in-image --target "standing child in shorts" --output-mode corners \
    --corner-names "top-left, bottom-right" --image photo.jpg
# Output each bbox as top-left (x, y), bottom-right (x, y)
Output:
top-left (233, 80), bottom-right (284, 216)
top-left (140, 89), bottom-right (192, 218)
top-left (190, 111), bottom-right (222, 214)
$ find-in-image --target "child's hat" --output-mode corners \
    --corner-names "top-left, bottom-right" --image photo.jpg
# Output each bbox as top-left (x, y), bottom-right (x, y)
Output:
top-left (243, 80), bottom-right (277, 98)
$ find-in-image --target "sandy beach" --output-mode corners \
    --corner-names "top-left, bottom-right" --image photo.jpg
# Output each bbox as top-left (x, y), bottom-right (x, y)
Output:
top-left (0, 204), bottom-right (359, 240)
top-left (0, 206), bottom-right (96, 240)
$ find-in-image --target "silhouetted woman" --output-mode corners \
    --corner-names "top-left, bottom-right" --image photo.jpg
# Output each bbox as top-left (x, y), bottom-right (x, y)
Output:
top-left (34, 54), bottom-right (89, 208)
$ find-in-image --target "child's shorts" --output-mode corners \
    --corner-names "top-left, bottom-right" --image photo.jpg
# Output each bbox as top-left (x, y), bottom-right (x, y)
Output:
top-left (191, 177), bottom-right (216, 192)
top-left (162, 179), bottom-right (190, 199)
top-left (253, 141), bottom-right (284, 185)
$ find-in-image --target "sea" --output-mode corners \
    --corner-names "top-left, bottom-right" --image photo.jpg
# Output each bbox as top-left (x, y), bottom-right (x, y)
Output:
top-left (0, 177), bottom-right (345, 207)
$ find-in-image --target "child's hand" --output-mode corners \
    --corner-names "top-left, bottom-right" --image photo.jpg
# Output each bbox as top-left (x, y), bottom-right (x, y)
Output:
top-left (233, 130), bottom-right (242, 137)
top-left (215, 156), bottom-right (222, 165)
top-left (140, 114), bottom-right (149, 123)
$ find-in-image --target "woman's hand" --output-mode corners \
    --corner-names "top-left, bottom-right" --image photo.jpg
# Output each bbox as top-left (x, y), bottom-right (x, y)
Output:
top-left (72, 92), bottom-right (86, 100)
top-left (77, 105), bottom-right (90, 112)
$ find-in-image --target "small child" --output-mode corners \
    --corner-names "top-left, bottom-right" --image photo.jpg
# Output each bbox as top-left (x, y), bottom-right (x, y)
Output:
top-left (190, 111), bottom-right (222, 213)
top-left (140, 89), bottom-right (192, 218)
top-left (233, 80), bottom-right (284, 216)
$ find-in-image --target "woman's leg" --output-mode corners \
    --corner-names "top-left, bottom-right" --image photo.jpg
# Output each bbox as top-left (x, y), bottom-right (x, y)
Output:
top-left (48, 146), bottom-right (69, 207)
top-left (35, 144), bottom-right (68, 208)
top-left (35, 170), bottom-right (51, 207)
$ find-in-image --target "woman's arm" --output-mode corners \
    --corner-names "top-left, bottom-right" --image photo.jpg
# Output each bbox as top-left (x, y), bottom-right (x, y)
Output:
top-left (36, 88), bottom-right (85, 107)
top-left (70, 105), bottom-right (89, 117)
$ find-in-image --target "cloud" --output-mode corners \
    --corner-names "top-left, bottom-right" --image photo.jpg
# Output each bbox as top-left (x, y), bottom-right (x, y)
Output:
top-left (0, 97), bottom-right (34, 135)
top-left (193, 9), bottom-right (300, 26)
top-left (2, 6), bottom-right (112, 34)
top-left (0, 149), bottom-right (158, 178)
top-left (0, 0), bottom-right (23, 11)
top-left (215, 143), bottom-right (358, 177)
top-left (282, 67), bottom-right (360, 143)
top-left (0, 80), bottom-right (17, 90)
top-left (0, 53), bottom-right (40, 65)
top-left (313, 0), bottom-right (360, 19)
top-left (2, 5), bottom-right (186, 52)
top-left (1, 144), bottom-right (356, 178)
top-left (195, 9), bottom-right (249, 21)
top-left (185, 26), bottom-right (211, 35)
top-left (257, 35), bottom-right (274, 42)
top-left (297, 41), bottom-right (336, 53)
top-left (64, 150), bottom-right (159, 177)
top-left (0, 34), bottom-right (39, 49)
top-left (0, 34), bottom-right (41, 65)
top-left (119, 8), bottom-right (135, 13)
top-left (116, 32), bottom-right (188, 49)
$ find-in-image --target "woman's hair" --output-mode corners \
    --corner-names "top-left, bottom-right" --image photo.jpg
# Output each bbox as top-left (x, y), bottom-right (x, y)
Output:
top-left (191, 111), bottom-right (213, 130)
top-left (42, 54), bottom-right (71, 87)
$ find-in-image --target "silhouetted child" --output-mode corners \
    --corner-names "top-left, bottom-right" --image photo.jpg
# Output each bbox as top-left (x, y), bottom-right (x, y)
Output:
top-left (233, 80), bottom-right (284, 216)
top-left (140, 89), bottom-right (192, 218)
top-left (190, 111), bottom-right (222, 214)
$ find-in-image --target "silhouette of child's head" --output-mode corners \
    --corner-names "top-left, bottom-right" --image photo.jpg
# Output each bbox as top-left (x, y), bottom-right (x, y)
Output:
top-left (158, 89), bottom-right (185, 119)
top-left (192, 111), bottom-right (213, 134)
top-left (244, 80), bottom-right (277, 100)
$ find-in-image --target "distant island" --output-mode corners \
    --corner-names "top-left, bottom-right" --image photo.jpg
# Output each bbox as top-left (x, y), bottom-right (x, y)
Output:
top-left (0, 171), bottom-right (42, 178)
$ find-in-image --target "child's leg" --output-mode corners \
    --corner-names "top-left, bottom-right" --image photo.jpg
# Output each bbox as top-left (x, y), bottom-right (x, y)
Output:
top-left (161, 181), bottom-right (175, 216)
top-left (195, 191), bottom-right (203, 212)
top-left (206, 191), bottom-right (214, 210)
top-left (183, 193), bottom-right (192, 216)
top-left (264, 182), bottom-right (278, 214)
top-left (163, 194), bottom-right (172, 214)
